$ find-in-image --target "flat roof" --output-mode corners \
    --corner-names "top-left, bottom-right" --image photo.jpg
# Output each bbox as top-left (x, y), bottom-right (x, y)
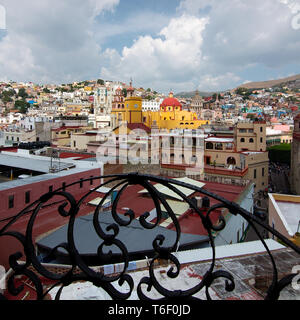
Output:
top-left (42, 240), bottom-right (299, 301)
top-left (205, 137), bottom-right (234, 143)
top-left (37, 211), bottom-right (209, 264)
top-left (276, 201), bottom-right (300, 236)
top-left (269, 193), bottom-right (300, 236)
top-left (0, 153), bottom-right (74, 174)
top-left (0, 167), bottom-right (95, 191)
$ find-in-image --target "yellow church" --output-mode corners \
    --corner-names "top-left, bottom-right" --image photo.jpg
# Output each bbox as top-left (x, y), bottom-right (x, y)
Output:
top-left (111, 83), bottom-right (209, 131)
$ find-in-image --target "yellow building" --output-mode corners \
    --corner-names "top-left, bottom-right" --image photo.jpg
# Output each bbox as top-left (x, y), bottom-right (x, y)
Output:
top-left (111, 88), bottom-right (209, 130)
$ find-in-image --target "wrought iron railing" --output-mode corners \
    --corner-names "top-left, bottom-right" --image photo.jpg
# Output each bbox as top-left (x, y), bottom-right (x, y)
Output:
top-left (0, 172), bottom-right (299, 300)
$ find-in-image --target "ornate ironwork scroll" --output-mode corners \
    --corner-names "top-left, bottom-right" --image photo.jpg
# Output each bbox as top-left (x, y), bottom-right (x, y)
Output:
top-left (0, 173), bottom-right (299, 300)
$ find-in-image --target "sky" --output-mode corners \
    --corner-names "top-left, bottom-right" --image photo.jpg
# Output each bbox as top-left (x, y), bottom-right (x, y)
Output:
top-left (0, 0), bottom-right (300, 94)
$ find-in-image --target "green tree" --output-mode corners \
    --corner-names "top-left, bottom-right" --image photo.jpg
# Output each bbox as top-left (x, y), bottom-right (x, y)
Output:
top-left (122, 88), bottom-right (127, 97)
top-left (15, 100), bottom-right (30, 114)
top-left (236, 87), bottom-right (250, 96)
top-left (18, 88), bottom-right (28, 99)
top-left (97, 79), bottom-right (104, 85)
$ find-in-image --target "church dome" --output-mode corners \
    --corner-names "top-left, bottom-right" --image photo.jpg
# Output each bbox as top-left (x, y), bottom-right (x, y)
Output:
top-left (161, 92), bottom-right (182, 108)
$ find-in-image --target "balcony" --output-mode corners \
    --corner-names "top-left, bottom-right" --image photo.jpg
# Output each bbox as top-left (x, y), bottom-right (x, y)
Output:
top-left (0, 173), bottom-right (299, 301)
top-left (204, 165), bottom-right (249, 177)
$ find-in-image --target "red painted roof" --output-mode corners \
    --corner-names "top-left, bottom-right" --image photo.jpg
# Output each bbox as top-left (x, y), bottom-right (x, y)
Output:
top-left (0, 177), bottom-right (247, 271)
top-left (52, 126), bottom-right (82, 132)
top-left (127, 123), bottom-right (151, 133)
top-left (59, 152), bottom-right (96, 160)
top-left (114, 179), bottom-right (246, 236)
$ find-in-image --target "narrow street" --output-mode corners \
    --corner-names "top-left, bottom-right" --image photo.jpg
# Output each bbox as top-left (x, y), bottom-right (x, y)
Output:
top-left (244, 162), bottom-right (291, 242)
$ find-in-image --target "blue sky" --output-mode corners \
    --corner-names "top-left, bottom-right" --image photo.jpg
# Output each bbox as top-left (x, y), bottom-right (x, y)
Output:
top-left (0, 0), bottom-right (300, 94)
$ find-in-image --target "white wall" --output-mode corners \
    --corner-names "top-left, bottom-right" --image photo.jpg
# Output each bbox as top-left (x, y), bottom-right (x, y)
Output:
top-left (214, 183), bottom-right (254, 246)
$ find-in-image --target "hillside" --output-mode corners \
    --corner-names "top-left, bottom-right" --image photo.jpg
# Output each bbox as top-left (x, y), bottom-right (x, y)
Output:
top-left (237, 74), bottom-right (300, 90)
top-left (175, 90), bottom-right (221, 98)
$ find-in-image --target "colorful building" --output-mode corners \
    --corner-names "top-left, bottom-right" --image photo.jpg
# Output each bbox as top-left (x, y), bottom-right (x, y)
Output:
top-left (111, 86), bottom-right (209, 131)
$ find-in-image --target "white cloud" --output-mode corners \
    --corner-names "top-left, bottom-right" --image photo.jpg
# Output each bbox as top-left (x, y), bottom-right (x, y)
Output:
top-left (100, 0), bottom-right (300, 92)
top-left (198, 73), bottom-right (241, 91)
top-left (0, 0), bottom-right (119, 83)
top-left (178, 0), bottom-right (300, 68)
top-left (100, 14), bottom-right (209, 92)
top-left (0, 0), bottom-right (299, 93)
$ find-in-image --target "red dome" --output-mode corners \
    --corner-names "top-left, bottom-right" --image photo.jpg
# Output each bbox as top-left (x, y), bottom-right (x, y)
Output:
top-left (161, 92), bottom-right (182, 108)
top-left (161, 97), bottom-right (182, 107)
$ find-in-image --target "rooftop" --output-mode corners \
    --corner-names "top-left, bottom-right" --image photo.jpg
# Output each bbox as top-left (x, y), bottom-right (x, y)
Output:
top-left (269, 193), bottom-right (300, 237)
top-left (0, 152), bottom-right (74, 174)
top-left (6, 240), bottom-right (299, 300)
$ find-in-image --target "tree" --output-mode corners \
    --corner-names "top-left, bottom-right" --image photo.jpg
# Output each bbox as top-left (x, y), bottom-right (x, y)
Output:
top-left (122, 88), bottom-right (127, 97)
top-left (43, 88), bottom-right (51, 93)
top-left (236, 87), bottom-right (250, 96)
top-left (97, 79), bottom-right (104, 85)
top-left (15, 100), bottom-right (30, 114)
top-left (18, 88), bottom-right (28, 99)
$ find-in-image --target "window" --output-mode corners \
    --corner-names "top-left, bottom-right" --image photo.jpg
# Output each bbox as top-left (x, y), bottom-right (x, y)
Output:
top-left (260, 127), bottom-right (263, 132)
top-left (240, 138), bottom-right (245, 143)
top-left (25, 191), bottom-right (30, 204)
top-left (8, 195), bottom-right (14, 209)
top-left (260, 137), bottom-right (263, 143)
top-left (262, 168), bottom-right (265, 177)
top-left (62, 182), bottom-right (66, 191)
top-left (227, 157), bottom-right (236, 165)
top-left (249, 138), bottom-right (254, 143)
top-left (206, 142), bottom-right (213, 150)
top-left (191, 156), bottom-right (197, 163)
top-left (215, 143), bottom-right (223, 150)
top-left (254, 169), bottom-right (257, 179)
top-left (90, 176), bottom-right (93, 185)
top-left (80, 178), bottom-right (83, 188)
top-left (226, 143), bottom-right (233, 150)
